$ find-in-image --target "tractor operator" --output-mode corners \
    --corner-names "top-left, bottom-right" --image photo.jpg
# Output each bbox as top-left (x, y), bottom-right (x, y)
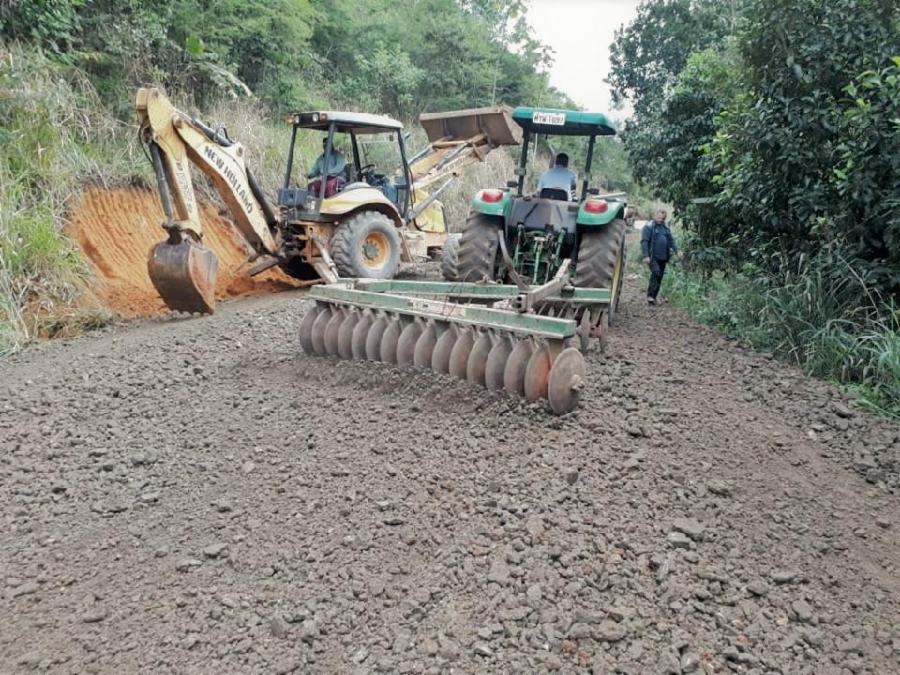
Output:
top-left (309, 137), bottom-right (348, 180)
top-left (641, 210), bottom-right (679, 305)
top-left (537, 152), bottom-right (577, 200)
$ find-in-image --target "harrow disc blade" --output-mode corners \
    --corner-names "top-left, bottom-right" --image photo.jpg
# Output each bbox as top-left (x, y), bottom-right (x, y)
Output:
top-left (548, 347), bottom-right (586, 415)
top-left (351, 311), bottom-right (374, 359)
top-left (298, 306), bottom-right (320, 354)
top-left (337, 310), bottom-right (359, 359)
top-left (397, 320), bottom-right (424, 366)
top-left (448, 329), bottom-right (475, 379)
top-left (503, 339), bottom-right (535, 396)
top-left (380, 316), bottom-right (403, 364)
top-left (484, 336), bottom-right (513, 391)
top-left (524, 344), bottom-right (552, 401)
top-left (310, 307), bottom-right (333, 355)
top-left (365, 315), bottom-right (389, 361)
top-left (324, 309), bottom-right (344, 356)
top-left (466, 332), bottom-right (493, 386)
top-left (431, 326), bottom-right (458, 374)
top-left (413, 323), bottom-right (438, 368)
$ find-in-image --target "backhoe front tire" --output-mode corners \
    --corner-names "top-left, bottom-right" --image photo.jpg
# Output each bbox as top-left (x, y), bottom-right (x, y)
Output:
top-left (441, 234), bottom-right (460, 281)
top-left (457, 212), bottom-right (500, 282)
top-left (574, 217), bottom-right (627, 319)
top-left (331, 211), bottom-right (401, 279)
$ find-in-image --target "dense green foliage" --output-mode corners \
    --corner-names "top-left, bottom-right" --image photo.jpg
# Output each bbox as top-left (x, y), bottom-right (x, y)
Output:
top-left (0, 0), bottom-right (568, 117)
top-left (615, 0), bottom-right (900, 410)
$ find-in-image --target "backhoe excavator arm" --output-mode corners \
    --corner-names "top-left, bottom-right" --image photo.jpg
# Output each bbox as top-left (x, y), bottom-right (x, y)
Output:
top-left (136, 87), bottom-right (280, 313)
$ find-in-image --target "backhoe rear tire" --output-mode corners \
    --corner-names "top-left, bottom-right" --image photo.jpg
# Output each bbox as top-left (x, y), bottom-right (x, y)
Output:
top-left (332, 211), bottom-right (401, 279)
top-left (457, 212), bottom-right (500, 282)
top-left (574, 217), bottom-right (627, 319)
top-left (441, 234), bottom-right (460, 281)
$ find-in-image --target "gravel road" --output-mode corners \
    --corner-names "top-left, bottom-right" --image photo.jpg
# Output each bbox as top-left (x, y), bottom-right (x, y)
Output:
top-left (1, 267), bottom-right (898, 674)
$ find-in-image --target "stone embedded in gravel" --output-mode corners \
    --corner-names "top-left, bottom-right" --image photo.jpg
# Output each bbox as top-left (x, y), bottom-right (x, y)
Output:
top-left (11, 580), bottom-right (39, 597)
top-left (681, 651), bottom-right (700, 673)
top-left (563, 467), bottom-right (579, 485)
top-left (175, 557), bottom-right (202, 571)
top-left (875, 516), bottom-right (892, 529)
top-left (140, 491), bottom-right (160, 503)
top-left (832, 402), bottom-right (854, 418)
top-left (203, 542), bottom-right (228, 558)
top-left (525, 516), bottom-right (544, 539)
top-left (383, 516), bottom-right (405, 526)
top-left (569, 623), bottom-right (592, 640)
top-left (81, 608), bottom-right (107, 623)
top-left (671, 517), bottom-right (705, 540)
top-left (668, 531), bottom-right (692, 549)
top-left (526, 583), bottom-right (542, 608)
top-left (473, 642), bottom-right (493, 657)
top-left (772, 569), bottom-right (799, 584)
top-left (299, 619), bottom-right (319, 644)
top-left (487, 559), bottom-right (510, 585)
top-left (270, 615), bottom-right (289, 638)
top-left (792, 599), bottom-right (815, 623)
top-left (747, 580), bottom-right (770, 597)
top-left (707, 480), bottom-right (733, 497)
top-left (594, 620), bottom-right (627, 642)
top-left (242, 461), bottom-right (256, 474)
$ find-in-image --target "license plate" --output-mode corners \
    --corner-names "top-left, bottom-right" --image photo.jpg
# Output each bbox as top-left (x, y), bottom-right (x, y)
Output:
top-left (532, 111), bottom-right (566, 126)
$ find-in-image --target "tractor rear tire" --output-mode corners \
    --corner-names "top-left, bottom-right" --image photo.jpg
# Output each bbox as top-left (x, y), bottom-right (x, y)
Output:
top-left (331, 210), bottom-right (401, 279)
top-left (441, 234), bottom-right (460, 281)
top-left (457, 212), bottom-right (500, 282)
top-left (574, 218), bottom-right (627, 317)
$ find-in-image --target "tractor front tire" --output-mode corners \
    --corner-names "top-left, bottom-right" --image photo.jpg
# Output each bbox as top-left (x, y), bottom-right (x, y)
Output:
top-left (441, 234), bottom-right (460, 281)
top-left (331, 211), bottom-right (401, 279)
top-left (574, 218), bottom-right (627, 318)
top-left (457, 213), bottom-right (500, 282)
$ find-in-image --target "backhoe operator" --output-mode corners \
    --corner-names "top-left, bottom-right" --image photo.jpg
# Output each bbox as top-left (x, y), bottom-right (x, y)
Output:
top-left (537, 152), bottom-right (577, 200)
top-left (309, 137), bottom-right (348, 180)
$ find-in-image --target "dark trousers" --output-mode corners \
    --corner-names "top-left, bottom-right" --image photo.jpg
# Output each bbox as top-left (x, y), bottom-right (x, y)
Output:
top-left (647, 258), bottom-right (668, 299)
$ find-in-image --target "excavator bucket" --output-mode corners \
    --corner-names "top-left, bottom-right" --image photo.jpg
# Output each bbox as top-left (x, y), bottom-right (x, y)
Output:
top-left (419, 107), bottom-right (522, 146)
top-left (147, 236), bottom-right (219, 314)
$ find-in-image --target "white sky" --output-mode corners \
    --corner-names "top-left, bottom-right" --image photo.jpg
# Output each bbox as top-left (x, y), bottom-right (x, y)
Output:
top-left (526, 0), bottom-right (641, 116)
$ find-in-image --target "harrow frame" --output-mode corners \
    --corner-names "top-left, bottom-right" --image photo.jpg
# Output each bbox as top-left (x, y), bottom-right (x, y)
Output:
top-left (300, 278), bottom-right (611, 415)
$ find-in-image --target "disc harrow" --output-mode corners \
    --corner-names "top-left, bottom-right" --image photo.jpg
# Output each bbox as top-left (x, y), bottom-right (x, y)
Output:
top-left (298, 279), bottom-right (612, 415)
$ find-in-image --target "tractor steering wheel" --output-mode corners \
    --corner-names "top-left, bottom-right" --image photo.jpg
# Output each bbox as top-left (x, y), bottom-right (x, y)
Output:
top-left (358, 164), bottom-right (377, 183)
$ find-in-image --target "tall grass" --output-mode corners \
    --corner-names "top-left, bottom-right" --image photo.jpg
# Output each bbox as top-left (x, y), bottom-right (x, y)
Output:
top-left (0, 44), bottom-right (146, 353)
top-left (661, 247), bottom-right (900, 417)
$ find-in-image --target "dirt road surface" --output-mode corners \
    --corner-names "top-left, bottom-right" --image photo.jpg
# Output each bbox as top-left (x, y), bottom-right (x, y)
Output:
top-left (2, 269), bottom-right (899, 674)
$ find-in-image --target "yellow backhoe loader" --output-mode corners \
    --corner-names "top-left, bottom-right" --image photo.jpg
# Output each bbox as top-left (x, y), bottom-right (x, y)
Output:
top-left (136, 87), bottom-right (520, 314)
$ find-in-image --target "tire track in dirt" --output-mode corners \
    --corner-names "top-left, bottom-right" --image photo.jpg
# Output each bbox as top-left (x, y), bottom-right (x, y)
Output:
top-left (66, 186), bottom-right (299, 318)
top-left (0, 263), bottom-right (897, 673)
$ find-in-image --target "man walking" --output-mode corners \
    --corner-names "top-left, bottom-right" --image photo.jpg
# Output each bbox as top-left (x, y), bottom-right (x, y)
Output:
top-left (641, 210), bottom-right (678, 305)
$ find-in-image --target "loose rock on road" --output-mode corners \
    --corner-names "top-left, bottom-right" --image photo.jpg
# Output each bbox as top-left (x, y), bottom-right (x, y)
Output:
top-left (1, 267), bottom-right (898, 673)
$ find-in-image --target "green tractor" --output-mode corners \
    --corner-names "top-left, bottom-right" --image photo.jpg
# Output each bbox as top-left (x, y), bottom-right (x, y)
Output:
top-left (445, 106), bottom-right (628, 325)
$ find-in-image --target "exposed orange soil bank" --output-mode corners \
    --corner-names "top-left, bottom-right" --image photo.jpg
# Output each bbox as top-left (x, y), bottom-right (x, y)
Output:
top-left (67, 186), bottom-right (299, 318)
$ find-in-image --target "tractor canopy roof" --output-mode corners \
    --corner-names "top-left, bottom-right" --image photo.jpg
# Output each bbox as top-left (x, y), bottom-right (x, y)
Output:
top-left (289, 111), bottom-right (403, 134)
top-left (512, 107), bottom-right (616, 137)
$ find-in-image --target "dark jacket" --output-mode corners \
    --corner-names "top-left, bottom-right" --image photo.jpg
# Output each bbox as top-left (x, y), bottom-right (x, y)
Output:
top-left (641, 220), bottom-right (678, 261)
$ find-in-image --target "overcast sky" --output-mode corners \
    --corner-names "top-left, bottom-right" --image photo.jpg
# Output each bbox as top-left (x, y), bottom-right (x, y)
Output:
top-left (526, 0), bottom-right (642, 116)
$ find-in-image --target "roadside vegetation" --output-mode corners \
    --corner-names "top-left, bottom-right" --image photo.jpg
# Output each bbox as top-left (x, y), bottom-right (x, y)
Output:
top-left (613, 0), bottom-right (900, 413)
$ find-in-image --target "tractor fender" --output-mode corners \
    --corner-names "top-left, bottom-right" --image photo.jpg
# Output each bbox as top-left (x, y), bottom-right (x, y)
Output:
top-left (576, 200), bottom-right (627, 229)
top-left (322, 186), bottom-right (403, 227)
top-left (470, 189), bottom-right (512, 218)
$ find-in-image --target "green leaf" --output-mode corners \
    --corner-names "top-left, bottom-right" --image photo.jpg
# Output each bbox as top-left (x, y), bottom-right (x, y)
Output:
top-left (185, 35), bottom-right (204, 57)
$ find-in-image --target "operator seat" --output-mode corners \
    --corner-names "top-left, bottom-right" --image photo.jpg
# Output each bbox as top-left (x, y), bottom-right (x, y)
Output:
top-left (539, 187), bottom-right (570, 202)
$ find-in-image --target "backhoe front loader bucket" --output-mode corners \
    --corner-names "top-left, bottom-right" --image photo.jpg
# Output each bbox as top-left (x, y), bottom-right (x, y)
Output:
top-left (419, 107), bottom-right (522, 146)
top-left (147, 234), bottom-right (218, 314)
